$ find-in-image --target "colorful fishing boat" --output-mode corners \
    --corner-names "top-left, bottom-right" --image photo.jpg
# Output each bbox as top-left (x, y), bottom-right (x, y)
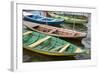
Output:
top-left (23, 14), bottom-right (64, 27)
top-left (48, 12), bottom-right (88, 24)
top-left (23, 30), bottom-right (87, 56)
top-left (23, 21), bottom-right (87, 40)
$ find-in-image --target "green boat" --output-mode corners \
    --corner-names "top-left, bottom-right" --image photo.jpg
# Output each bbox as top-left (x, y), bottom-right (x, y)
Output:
top-left (48, 12), bottom-right (88, 24)
top-left (23, 30), bottom-right (87, 56)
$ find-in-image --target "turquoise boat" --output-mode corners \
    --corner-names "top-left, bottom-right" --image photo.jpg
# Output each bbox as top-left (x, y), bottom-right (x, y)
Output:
top-left (23, 30), bottom-right (87, 56)
top-left (23, 14), bottom-right (64, 27)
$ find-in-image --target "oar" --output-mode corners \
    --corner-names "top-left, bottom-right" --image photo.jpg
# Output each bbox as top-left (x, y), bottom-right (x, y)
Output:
top-left (59, 44), bottom-right (70, 53)
top-left (23, 31), bottom-right (32, 36)
top-left (28, 36), bottom-right (51, 48)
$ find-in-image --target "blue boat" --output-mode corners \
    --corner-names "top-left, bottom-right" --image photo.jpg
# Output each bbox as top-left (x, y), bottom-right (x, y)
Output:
top-left (23, 15), bottom-right (64, 27)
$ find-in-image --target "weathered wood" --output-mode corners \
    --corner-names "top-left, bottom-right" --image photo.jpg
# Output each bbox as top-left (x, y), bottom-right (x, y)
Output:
top-left (48, 29), bottom-right (57, 34)
top-left (23, 20), bottom-right (39, 26)
top-left (23, 20), bottom-right (86, 38)
top-left (75, 48), bottom-right (83, 53)
top-left (23, 31), bottom-right (32, 36)
top-left (50, 45), bottom-right (63, 52)
top-left (28, 36), bottom-right (51, 48)
top-left (59, 44), bottom-right (70, 53)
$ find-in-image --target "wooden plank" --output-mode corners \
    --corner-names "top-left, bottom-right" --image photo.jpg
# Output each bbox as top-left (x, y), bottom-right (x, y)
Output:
top-left (74, 48), bottom-right (83, 53)
top-left (23, 20), bottom-right (39, 26)
top-left (50, 45), bottom-right (63, 52)
top-left (23, 21), bottom-right (39, 28)
top-left (28, 36), bottom-right (51, 48)
top-left (59, 44), bottom-right (70, 53)
top-left (23, 31), bottom-right (32, 36)
top-left (48, 29), bottom-right (57, 34)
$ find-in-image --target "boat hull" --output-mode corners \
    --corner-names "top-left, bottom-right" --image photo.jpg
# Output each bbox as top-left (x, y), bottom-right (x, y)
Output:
top-left (48, 12), bottom-right (88, 25)
top-left (23, 15), bottom-right (64, 27)
top-left (23, 48), bottom-right (76, 61)
top-left (23, 20), bottom-right (87, 40)
top-left (23, 47), bottom-right (82, 57)
top-left (23, 30), bottom-right (86, 56)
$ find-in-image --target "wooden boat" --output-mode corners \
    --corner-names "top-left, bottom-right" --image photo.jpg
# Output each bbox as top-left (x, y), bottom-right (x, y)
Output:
top-left (23, 14), bottom-right (64, 27)
top-left (23, 21), bottom-right (87, 39)
top-left (48, 12), bottom-right (88, 24)
top-left (23, 30), bottom-right (87, 56)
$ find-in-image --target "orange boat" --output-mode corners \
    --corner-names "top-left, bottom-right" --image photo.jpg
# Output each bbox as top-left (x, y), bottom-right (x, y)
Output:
top-left (23, 20), bottom-right (87, 40)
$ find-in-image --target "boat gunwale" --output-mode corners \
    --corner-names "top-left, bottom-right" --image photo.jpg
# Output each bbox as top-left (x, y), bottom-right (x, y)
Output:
top-left (23, 46), bottom-right (86, 56)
